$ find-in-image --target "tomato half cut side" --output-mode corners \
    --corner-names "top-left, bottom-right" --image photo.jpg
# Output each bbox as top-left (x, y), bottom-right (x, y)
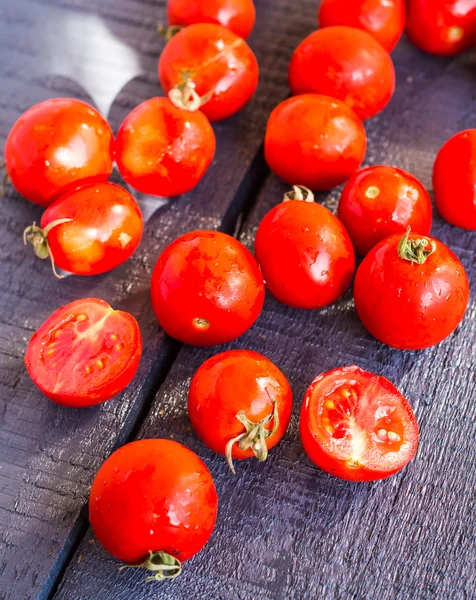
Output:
top-left (25, 298), bottom-right (142, 407)
top-left (300, 366), bottom-right (419, 481)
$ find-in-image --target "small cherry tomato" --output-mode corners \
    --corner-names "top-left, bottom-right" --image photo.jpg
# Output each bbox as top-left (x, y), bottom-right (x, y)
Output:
top-left (4, 98), bottom-right (113, 207)
top-left (289, 26), bottom-right (395, 121)
top-left (115, 96), bottom-right (216, 197)
top-left (158, 23), bottom-right (259, 121)
top-left (300, 365), bottom-right (419, 481)
top-left (338, 166), bottom-right (432, 256)
top-left (167, 0), bottom-right (256, 39)
top-left (354, 229), bottom-right (470, 350)
top-left (406, 0), bottom-right (476, 56)
top-left (24, 182), bottom-right (143, 277)
top-left (151, 230), bottom-right (265, 346)
top-left (89, 439), bottom-right (218, 580)
top-left (25, 298), bottom-right (142, 407)
top-left (255, 186), bottom-right (355, 309)
top-left (433, 129), bottom-right (476, 230)
top-left (188, 350), bottom-right (292, 474)
top-left (265, 95), bottom-right (367, 190)
top-left (318, 0), bottom-right (406, 52)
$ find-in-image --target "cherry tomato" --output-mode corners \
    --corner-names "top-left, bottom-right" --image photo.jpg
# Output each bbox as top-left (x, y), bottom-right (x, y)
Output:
top-left (318, 0), bottom-right (406, 52)
top-left (89, 439), bottom-right (218, 579)
top-left (151, 230), bottom-right (265, 346)
top-left (354, 229), bottom-right (469, 350)
top-left (115, 96), bottom-right (216, 197)
top-left (433, 130), bottom-right (476, 230)
top-left (24, 182), bottom-right (143, 277)
top-left (25, 298), bottom-right (142, 407)
top-left (289, 26), bottom-right (395, 121)
top-left (265, 95), bottom-right (366, 190)
top-left (158, 23), bottom-right (259, 121)
top-left (167, 0), bottom-right (256, 39)
top-left (255, 186), bottom-right (355, 309)
top-left (300, 366), bottom-right (419, 481)
top-left (338, 166), bottom-right (432, 256)
top-left (406, 0), bottom-right (476, 56)
top-left (188, 350), bottom-right (292, 473)
top-left (4, 98), bottom-right (113, 207)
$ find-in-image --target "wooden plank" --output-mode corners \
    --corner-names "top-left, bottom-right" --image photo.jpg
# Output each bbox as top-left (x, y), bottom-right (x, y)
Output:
top-left (53, 21), bottom-right (475, 600)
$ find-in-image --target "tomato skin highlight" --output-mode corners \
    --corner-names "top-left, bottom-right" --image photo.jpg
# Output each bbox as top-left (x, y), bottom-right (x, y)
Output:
top-left (406, 0), bottom-right (476, 56)
top-left (318, 0), bottom-right (406, 52)
top-left (188, 350), bottom-right (292, 463)
top-left (4, 98), bottom-right (113, 207)
top-left (288, 26), bottom-right (395, 121)
top-left (433, 129), bottom-right (476, 230)
top-left (158, 23), bottom-right (259, 121)
top-left (265, 94), bottom-right (367, 190)
top-left (354, 233), bottom-right (470, 350)
top-left (167, 0), bottom-right (256, 39)
top-left (39, 182), bottom-right (143, 276)
top-left (338, 166), bottom-right (432, 256)
top-left (89, 439), bottom-right (218, 565)
top-left (151, 230), bottom-right (265, 346)
top-left (255, 196), bottom-right (355, 309)
top-left (300, 366), bottom-right (419, 481)
top-left (114, 97), bottom-right (216, 197)
top-left (25, 298), bottom-right (142, 408)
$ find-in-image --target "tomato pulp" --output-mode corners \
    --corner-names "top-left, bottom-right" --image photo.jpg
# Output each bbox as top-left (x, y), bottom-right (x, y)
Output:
top-left (300, 366), bottom-right (419, 481)
top-left (25, 298), bottom-right (142, 407)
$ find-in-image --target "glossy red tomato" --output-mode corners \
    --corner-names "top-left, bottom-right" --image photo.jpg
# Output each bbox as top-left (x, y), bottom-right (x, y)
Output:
top-left (4, 98), bottom-right (113, 207)
top-left (433, 130), bottom-right (476, 230)
top-left (300, 366), bottom-right (419, 481)
top-left (158, 23), bottom-right (259, 121)
top-left (289, 26), bottom-right (395, 121)
top-left (318, 0), bottom-right (406, 52)
top-left (188, 350), bottom-right (292, 473)
top-left (265, 95), bottom-right (367, 190)
top-left (255, 186), bottom-right (355, 309)
top-left (24, 182), bottom-right (143, 277)
top-left (406, 0), bottom-right (476, 56)
top-left (354, 230), bottom-right (470, 350)
top-left (25, 298), bottom-right (142, 407)
top-left (167, 0), bottom-right (256, 38)
top-left (151, 230), bottom-right (265, 346)
top-left (338, 166), bottom-right (432, 256)
top-left (89, 439), bottom-right (218, 579)
top-left (115, 97), bottom-right (215, 197)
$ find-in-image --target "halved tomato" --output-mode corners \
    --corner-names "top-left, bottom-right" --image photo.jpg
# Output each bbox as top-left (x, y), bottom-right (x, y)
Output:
top-left (300, 366), bottom-right (419, 481)
top-left (25, 298), bottom-right (142, 407)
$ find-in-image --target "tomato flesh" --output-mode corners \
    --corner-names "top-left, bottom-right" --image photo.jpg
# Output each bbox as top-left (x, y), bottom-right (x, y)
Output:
top-left (300, 366), bottom-right (419, 481)
top-left (25, 298), bottom-right (142, 407)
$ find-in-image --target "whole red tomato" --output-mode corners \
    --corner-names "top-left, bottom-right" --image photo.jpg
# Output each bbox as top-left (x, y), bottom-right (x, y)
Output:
top-left (25, 298), bottom-right (142, 407)
top-left (354, 229), bottom-right (470, 350)
top-left (406, 0), bottom-right (476, 56)
top-left (167, 0), bottom-right (256, 39)
top-left (115, 96), bottom-right (216, 197)
top-left (151, 230), bottom-right (265, 346)
top-left (255, 186), bottom-right (355, 309)
top-left (188, 350), bottom-right (292, 474)
top-left (264, 95), bottom-right (367, 190)
top-left (318, 0), bottom-right (406, 52)
top-left (433, 129), bottom-right (476, 230)
top-left (300, 366), bottom-right (419, 481)
top-left (338, 165), bottom-right (432, 256)
top-left (289, 26), bottom-right (395, 121)
top-left (3, 98), bottom-right (113, 207)
top-left (158, 23), bottom-right (259, 121)
top-left (89, 439), bottom-right (218, 579)
top-left (24, 182), bottom-right (143, 277)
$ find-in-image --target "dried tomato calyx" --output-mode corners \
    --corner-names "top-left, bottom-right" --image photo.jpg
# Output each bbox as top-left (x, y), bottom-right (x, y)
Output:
top-left (168, 79), bottom-right (212, 112)
top-left (398, 227), bottom-right (436, 265)
top-left (283, 185), bottom-right (315, 203)
top-left (157, 24), bottom-right (184, 40)
top-left (23, 218), bottom-right (73, 279)
top-left (119, 550), bottom-right (182, 582)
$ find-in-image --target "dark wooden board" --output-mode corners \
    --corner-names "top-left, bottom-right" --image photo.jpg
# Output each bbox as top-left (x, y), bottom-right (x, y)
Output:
top-left (0, 0), bottom-right (475, 599)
